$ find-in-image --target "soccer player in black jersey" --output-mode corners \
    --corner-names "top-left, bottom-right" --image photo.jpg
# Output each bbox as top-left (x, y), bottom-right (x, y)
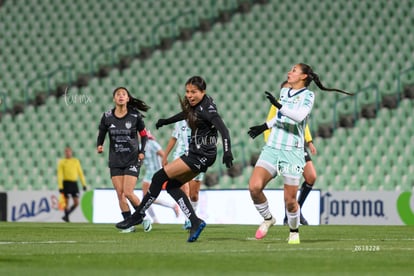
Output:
top-left (116, 76), bottom-right (234, 242)
top-left (96, 87), bottom-right (152, 233)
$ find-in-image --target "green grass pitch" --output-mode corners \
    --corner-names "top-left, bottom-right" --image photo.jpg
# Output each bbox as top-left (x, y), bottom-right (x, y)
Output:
top-left (0, 222), bottom-right (413, 275)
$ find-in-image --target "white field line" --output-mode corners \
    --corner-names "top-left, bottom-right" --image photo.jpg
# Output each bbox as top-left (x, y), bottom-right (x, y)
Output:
top-left (0, 240), bottom-right (117, 245)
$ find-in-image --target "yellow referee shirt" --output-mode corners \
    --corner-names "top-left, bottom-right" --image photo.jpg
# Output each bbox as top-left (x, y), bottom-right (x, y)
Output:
top-left (57, 158), bottom-right (86, 190)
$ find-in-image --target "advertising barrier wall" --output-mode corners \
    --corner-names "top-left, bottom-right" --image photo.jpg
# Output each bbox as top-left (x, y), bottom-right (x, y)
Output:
top-left (5, 191), bottom-right (90, 222)
top-left (320, 191), bottom-right (414, 225)
top-left (3, 190), bottom-right (413, 225)
top-left (93, 189), bottom-right (321, 225)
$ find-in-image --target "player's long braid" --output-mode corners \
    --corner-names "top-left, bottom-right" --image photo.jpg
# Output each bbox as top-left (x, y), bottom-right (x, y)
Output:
top-left (179, 76), bottom-right (207, 130)
top-left (300, 63), bottom-right (354, 96)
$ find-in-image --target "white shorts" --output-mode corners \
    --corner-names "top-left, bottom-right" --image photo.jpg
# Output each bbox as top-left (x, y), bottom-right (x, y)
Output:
top-left (255, 145), bottom-right (304, 185)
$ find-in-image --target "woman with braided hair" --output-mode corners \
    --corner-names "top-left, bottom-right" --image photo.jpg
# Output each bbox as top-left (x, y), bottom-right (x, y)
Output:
top-left (248, 63), bottom-right (352, 244)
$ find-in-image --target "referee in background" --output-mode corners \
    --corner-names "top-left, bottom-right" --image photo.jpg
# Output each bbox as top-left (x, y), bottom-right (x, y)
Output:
top-left (57, 146), bottom-right (87, 222)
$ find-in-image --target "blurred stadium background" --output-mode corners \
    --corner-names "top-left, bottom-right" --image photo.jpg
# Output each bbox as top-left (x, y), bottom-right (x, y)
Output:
top-left (0, 0), bottom-right (413, 192)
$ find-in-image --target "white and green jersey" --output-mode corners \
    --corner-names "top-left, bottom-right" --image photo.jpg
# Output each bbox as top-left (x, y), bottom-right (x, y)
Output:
top-left (172, 120), bottom-right (191, 159)
top-left (266, 87), bottom-right (314, 150)
top-left (143, 139), bottom-right (162, 178)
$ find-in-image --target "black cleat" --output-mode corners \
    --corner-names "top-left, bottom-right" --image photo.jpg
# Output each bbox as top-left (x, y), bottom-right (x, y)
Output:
top-left (187, 220), bottom-right (206, 242)
top-left (115, 212), bottom-right (144, 229)
top-left (62, 215), bottom-right (69, 222)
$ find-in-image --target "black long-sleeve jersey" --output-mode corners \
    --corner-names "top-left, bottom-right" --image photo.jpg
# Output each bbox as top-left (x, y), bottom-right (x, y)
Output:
top-left (163, 95), bottom-right (231, 159)
top-left (97, 108), bottom-right (148, 168)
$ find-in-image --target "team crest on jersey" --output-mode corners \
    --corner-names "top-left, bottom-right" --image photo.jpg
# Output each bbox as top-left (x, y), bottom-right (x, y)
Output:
top-left (125, 121), bottom-right (132, 129)
top-left (293, 96), bottom-right (301, 103)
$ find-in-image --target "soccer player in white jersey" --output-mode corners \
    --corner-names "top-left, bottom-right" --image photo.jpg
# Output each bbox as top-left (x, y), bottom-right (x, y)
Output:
top-left (163, 120), bottom-right (204, 229)
top-left (248, 63), bottom-right (353, 244)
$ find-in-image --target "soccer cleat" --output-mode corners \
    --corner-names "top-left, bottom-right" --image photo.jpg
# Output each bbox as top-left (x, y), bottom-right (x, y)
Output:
top-left (288, 232), bottom-right (300, 244)
top-left (183, 220), bottom-right (192, 230)
top-left (115, 211), bottom-right (144, 229)
top-left (119, 226), bottom-right (136, 233)
top-left (300, 213), bottom-right (309, 225)
top-left (255, 216), bottom-right (276, 239)
top-left (62, 215), bottom-right (69, 223)
top-left (187, 220), bottom-right (206, 242)
top-left (142, 219), bottom-right (152, 232)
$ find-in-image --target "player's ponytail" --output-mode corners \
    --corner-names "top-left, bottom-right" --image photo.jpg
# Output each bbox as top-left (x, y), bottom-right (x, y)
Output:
top-left (128, 96), bottom-right (150, 113)
top-left (112, 87), bottom-right (150, 115)
top-left (300, 63), bottom-right (354, 96)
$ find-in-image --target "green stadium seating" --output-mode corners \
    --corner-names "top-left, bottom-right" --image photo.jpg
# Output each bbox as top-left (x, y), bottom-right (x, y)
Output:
top-left (1, 0), bottom-right (413, 192)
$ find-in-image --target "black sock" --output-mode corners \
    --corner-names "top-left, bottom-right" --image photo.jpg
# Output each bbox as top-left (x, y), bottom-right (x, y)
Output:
top-left (297, 181), bottom-right (313, 207)
top-left (136, 169), bottom-right (169, 215)
top-left (66, 205), bottom-right (76, 216)
top-left (148, 169), bottom-right (168, 198)
top-left (122, 211), bottom-right (131, 219)
top-left (167, 182), bottom-right (199, 226)
top-left (137, 192), bottom-right (156, 215)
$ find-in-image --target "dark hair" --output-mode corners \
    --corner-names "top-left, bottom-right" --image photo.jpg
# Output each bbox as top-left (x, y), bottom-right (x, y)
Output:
top-left (185, 76), bottom-right (207, 91)
top-left (179, 76), bottom-right (207, 129)
top-left (298, 63), bottom-right (354, 96)
top-left (280, 80), bottom-right (289, 89)
top-left (112, 87), bottom-right (150, 114)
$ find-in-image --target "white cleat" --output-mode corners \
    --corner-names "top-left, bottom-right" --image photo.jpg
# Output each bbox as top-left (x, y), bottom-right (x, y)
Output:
top-left (119, 226), bottom-right (136, 233)
top-left (255, 217), bottom-right (276, 239)
top-left (288, 232), bottom-right (300, 244)
top-left (142, 219), bottom-right (152, 232)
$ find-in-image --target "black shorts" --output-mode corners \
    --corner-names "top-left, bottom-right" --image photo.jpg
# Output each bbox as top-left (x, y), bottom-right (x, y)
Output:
top-left (110, 163), bottom-right (141, 178)
top-left (304, 147), bottom-right (312, 162)
top-left (62, 181), bottom-right (80, 198)
top-left (180, 151), bottom-right (216, 173)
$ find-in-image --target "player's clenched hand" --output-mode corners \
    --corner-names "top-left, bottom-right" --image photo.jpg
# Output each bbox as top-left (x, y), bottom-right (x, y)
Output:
top-left (156, 119), bottom-right (167, 129)
top-left (223, 151), bottom-right (233, 168)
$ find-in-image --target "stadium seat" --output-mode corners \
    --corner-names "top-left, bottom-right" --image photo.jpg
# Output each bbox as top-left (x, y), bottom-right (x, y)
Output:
top-left (1, 0), bottom-right (414, 192)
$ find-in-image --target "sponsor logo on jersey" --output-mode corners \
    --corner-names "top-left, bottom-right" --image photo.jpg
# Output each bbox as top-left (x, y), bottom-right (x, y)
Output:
top-left (293, 96), bottom-right (301, 103)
